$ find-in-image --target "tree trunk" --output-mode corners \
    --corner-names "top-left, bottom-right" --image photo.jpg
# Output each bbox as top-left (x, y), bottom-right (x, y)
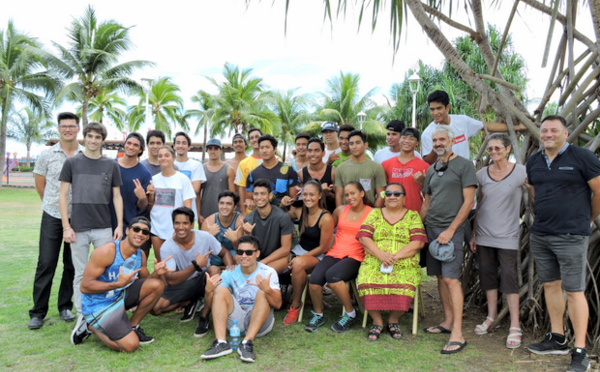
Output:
top-left (0, 97), bottom-right (9, 190)
top-left (202, 120), bottom-right (208, 162)
top-left (26, 143), bottom-right (31, 168)
top-left (591, 0), bottom-right (600, 41)
top-left (82, 98), bottom-right (90, 127)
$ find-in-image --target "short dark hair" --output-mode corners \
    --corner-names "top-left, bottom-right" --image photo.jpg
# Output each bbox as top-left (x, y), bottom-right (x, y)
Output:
top-left (307, 137), bottom-right (325, 151)
top-left (541, 115), bottom-right (567, 128)
top-left (247, 128), bottom-right (263, 137)
top-left (171, 206), bottom-right (195, 224)
top-left (218, 190), bottom-right (240, 206)
top-left (386, 182), bottom-right (406, 193)
top-left (253, 178), bottom-right (272, 193)
top-left (348, 130), bottom-right (367, 143)
top-left (146, 130), bottom-right (166, 145)
top-left (125, 132), bottom-right (145, 157)
top-left (258, 134), bottom-right (278, 148)
top-left (173, 131), bottom-right (192, 146)
top-left (238, 235), bottom-right (260, 251)
top-left (295, 133), bottom-right (311, 143)
top-left (83, 122), bottom-right (107, 141)
top-left (338, 124), bottom-right (355, 135)
top-left (57, 112), bottom-right (79, 125)
top-left (487, 133), bottom-right (512, 149)
top-left (427, 90), bottom-right (450, 106)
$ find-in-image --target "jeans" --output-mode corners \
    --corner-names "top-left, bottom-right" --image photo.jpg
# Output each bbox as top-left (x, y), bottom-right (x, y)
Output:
top-left (29, 212), bottom-right (75, 319)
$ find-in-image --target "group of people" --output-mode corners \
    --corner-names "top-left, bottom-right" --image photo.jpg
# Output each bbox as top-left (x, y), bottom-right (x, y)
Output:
top-left (28, 89), bottom-right (598, 371)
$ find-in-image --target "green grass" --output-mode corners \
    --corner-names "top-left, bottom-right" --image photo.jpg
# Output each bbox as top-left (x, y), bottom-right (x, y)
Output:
top-left (0, 187), bottom-right (553, 371)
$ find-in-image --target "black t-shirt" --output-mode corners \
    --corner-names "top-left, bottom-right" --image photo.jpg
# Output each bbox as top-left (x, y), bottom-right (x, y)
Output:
top-left (246, 162), bottom-right (300, 206)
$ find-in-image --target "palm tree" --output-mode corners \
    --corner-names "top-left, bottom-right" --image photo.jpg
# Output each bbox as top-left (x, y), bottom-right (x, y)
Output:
top-left (208, 63), bottom-right (276, 136)
top-left (76, 90), bottom-right (127, 128)
top-left (0, 20), bottom-right (60, 187)
top-left (270, 89), bottom-right (311, 161)
top-left (186, 89), bottom-right (215, 162)
top-left (8, 108), bottom-right (56, 168)
top-left (127, 76), bottom-right (187, 138)
top-left (53, 5), bottom-right (154, 126)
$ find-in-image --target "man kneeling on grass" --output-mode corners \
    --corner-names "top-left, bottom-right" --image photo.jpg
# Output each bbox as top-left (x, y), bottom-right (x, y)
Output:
top-left (201, 235), bottom-right (282, 363)
top-left (73, 217), bottom-right (170, 352)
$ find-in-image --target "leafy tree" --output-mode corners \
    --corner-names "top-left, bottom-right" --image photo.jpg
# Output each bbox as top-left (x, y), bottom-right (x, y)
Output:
top-left (186, 89), bottom-right (216, 162)
top-left (0, 20), bottom-right (60, 187)
top-left (76, 90), bottom-right (126, 127)
top-left (8, 108), bottom-right (57, 168)
top-left (53, 6), bottom-right (154, 126)
top-left (269, 89), bottom-right (312, 161)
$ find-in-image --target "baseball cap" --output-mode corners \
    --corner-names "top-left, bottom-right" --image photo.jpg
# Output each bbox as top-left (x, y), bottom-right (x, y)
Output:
top-left (429, 240), bottom-right (455, 262)
top-left (321, 121), bottom-right (339, 132)
top-left (386, 120), bottom-right (406, 133)
top-left (401, 127), bottom-right (421, 141)
top-left (206, 138), bottom-right (222, 148)
top-left (232, 133), bottom-right (246, 144)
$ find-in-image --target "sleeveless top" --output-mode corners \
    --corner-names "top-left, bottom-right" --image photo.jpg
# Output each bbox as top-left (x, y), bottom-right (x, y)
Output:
top-left (82, 240), bottom-right (142, 316)
top-left (201, 163), bottom-right (230, 218)
top-left (327, 205), bottom-right (372, 262)
top-left (299, 211), bottom-right (328, 251)
top-left (302, 165), bottom-right (336, 213)
top-left (215, 211), bottom-right (240, 254)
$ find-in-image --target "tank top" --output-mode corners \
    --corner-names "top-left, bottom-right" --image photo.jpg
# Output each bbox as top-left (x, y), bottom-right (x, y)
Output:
top-left (201, 163), bottom-right (230, 218)
top-left (302, 165), bottom-right (336, 213)
top-left (214, 212), bottom-right (240, 254)
top-left (327, 205), bottom-right (372, 262)
top-left (299, 211), bottom-right (328, 251)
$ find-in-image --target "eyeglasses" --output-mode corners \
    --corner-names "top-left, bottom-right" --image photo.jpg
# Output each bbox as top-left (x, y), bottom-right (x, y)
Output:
top-left (487, 146), bottom-right (506, 153)
top-left (384, 191), bottom-right (405, 197)
top-left (131, 226), bottom-right (150, 236)
top-left (59, 125), bottom-right (78, 130)
top-left (434, 161), bottom-right (449, 176)
top-left (236, 249), bottom-right (257, 256)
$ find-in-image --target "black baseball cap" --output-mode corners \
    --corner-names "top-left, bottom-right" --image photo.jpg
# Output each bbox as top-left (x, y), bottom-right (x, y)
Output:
top-left (401, 127), bottom-right (420, 141)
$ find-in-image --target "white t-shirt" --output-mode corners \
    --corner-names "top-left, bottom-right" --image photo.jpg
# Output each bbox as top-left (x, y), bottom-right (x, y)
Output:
top-left (150, 171), bottom-right (196, 239)
top-left (420, 115), bottom-right (484, 159)
top-left (160, 229), bottom-right (222, 278)
top-left (373, 148), bottom-right (422, 163)
top-left (219, 262), bottom-right (280, 309)
top-left (323, 148), bottom-right (341, 164)
top-left (174, 159), bottom-right (207, 221)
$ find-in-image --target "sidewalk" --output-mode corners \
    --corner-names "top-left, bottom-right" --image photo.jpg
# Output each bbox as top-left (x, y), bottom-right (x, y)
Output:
top-left (2, 172), bottom-right (35, 188)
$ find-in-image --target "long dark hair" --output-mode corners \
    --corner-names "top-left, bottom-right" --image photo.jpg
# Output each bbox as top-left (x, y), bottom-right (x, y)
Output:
top-left (300, 179), bottom-right (328, 234)
top-left (345, 181), bottom-right (374, 207)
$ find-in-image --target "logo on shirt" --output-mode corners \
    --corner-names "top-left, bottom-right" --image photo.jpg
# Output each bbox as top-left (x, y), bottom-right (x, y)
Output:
top-left (280, 165), bottom-right (289, 174)
top-left (453, 134), bottom-right (466, 144)
top-left (392, 167), bottom-right (414, 179)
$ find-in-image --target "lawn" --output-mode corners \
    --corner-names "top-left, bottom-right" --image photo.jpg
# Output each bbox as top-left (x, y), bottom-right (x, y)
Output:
top-left (0, 187), bottom-right (567, 371)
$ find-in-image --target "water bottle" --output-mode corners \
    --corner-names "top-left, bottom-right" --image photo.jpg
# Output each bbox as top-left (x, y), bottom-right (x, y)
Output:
top-left (121, 254), bottom-right (137, 288)
top-left (229, 320), bottom-right (241, 350)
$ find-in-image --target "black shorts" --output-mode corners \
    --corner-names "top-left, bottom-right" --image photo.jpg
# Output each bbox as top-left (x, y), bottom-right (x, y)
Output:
top-left (162, 273), bottom-right (206, 305)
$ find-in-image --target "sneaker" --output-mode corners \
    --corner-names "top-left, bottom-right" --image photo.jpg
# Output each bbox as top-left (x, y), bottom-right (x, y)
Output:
top-left (201, 340), bottom-right (232, 360)
top-left (180, 300), bottom-right (198, 322)
top-left (133, 325), bottom-right (155, 344)
top-left (283, 306), bottom-right (301, 325)
top-left (331, 313), bottom-right (356, 333)
top-left (70, 316), bottom-right (91, 345)
top-left (526, 332), bottom-right (569, 355)
top-left (568, 348), bottom-right (591, 372)
top-left (238, 340), bottom-right (256, 363)
top-left (304, 311), bottom-right (325, 333)
top-left (194, 316), bottom-right (209, 338)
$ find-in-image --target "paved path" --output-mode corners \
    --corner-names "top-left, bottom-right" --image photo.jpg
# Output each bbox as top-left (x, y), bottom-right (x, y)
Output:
top-left (2, 172), bottom-right (35, 188)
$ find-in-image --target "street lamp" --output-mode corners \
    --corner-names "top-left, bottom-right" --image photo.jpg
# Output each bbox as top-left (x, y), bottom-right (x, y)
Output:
top-left (141, 78), bottom-right (154, 132)
top-left (357, 111), bottom-right (367, 130)
top-left (408, 73), bottom-right (421, 128)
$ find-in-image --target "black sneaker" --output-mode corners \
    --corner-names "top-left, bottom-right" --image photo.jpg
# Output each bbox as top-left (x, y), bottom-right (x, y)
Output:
top-left (568, 348), bottom-right (591, 372)
top-left (201, 340), bottom-right (232, 360)
top-left (238, 340), bottom-right (256, 363)
top-left (133, 325), bottom-right (155, 344)
top-left (305, 311), bottom-right (325, 333)
top-left (194, 316), bottom-right (209, 338)
top-left (180, 300), bottom-right (198, 322)
top-left (331, 313), bottom-right (355, 333)
top-left (527, 332), bottom-right (569, 355)
top-left (70, 316), bottom-right (91, 345)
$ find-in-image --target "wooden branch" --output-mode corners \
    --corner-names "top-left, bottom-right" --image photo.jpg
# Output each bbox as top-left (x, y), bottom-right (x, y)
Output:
top-left (566, 0), bottom-right (576, 83)
top-left (538, 34), bottom-right (567, 119)
top-left (567, 106), bottom-right (600, 143)
top-left (559, 57), bottom-right (600, 114)
top-left (541, 0), bottom-right (560, 67)
top-left (492, 0), bottom-right (520, 76)
top-left (479, 74), bottom-right (521, 90)
top-left (421, 3), bottom-right (480, 40)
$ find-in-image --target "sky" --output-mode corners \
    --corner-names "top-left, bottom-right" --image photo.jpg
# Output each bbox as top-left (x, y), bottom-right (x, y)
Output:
top-left (2, 1), bottom-right (593, 159)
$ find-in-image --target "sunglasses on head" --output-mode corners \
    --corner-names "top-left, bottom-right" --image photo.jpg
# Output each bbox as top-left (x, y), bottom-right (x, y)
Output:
top-left (237, 249), bottom-right (257, 256)
top-left (384, 191), bottom-right (405, 197)
top-left (131, 226), bottom-right (150, 236)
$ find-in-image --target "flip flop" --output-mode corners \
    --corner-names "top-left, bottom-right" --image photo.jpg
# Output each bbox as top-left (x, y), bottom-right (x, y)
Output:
top-left (441, 341), bottom-right (468, 354)
top-left (424, 325), bottom-right (451, 334)
top-left (506, 327), bottom-right (522, 349)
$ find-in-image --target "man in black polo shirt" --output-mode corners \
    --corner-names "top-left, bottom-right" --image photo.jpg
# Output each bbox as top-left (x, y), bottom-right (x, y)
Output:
top-left (525, 115), bottom-right (600, 372)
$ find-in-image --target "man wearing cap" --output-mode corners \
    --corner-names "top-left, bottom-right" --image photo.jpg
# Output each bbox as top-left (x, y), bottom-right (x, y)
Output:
top-left (381, 128), bottom-right (429, 212)
top-left (173, 131), bottom-right (207, 224)
top-left (373, 120), bottom-right (419, 163)
top-left (420, 125), bottom-right (476, 354)
top-left (321, 121), bottom-right (341, 165)
top-left (200, 138), bottom-right (235, 220)
top-left (226, 133), bottom-right (248, 175)
top-left (235, 128), bottom-right (263, 216)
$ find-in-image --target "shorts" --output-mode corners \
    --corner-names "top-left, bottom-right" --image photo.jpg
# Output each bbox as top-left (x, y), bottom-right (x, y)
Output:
top-left (425, 226), bottom-right (466, 280)
top-left (85, 278), bottom-right (145, 341)
top-left (309, 255), bottom-right (361, 286)
top-left (227, 297), bottom-right (274, 338)
top-left (291, 244), bottom-right (324, 261)
top-left (162, 273), bottom-right (206, 305)
top-left (529, 234), bottom-right (588, 292)
top-left (477, 245), bottom-right (519, 293)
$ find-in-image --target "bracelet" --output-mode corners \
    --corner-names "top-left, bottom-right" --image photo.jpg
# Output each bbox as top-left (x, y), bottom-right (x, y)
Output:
top-left (63, 227), bottom-right (72, 232)
top-left (191, 260), bottom-right (202, 272)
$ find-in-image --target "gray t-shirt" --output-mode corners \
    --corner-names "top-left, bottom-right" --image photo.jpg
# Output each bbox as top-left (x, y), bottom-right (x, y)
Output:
top-left (160, 229), bottom-right (222, 279)
top-left (201, 163), bottom-right (230, 218)
top-left (335, 158), bottom-right (387, 205)
top-left (244, 205), bottom-right (294, 259)
top-left (423, 155), bottom-right (477, 227)
top-left (475, 164), bottom-right (526, 250)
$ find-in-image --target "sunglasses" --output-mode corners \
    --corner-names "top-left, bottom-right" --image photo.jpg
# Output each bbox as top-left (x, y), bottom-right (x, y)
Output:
top-left (434, 161), bottom-right (449, 176)
top-left (236, 249), bottom-right (257, 256)
top-left (384, 191), bottom-right (405, 197)
top-left (487, 146), bottom-right (505, 153)
top-left (131, 226), bottom-right (150, 236)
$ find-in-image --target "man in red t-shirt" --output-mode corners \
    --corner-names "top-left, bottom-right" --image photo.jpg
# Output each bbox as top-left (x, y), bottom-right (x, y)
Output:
top-left (381, 128), bottom-right (429, 212)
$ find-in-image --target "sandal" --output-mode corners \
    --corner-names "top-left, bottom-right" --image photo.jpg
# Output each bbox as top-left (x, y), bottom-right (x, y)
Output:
top-left (474, 316), bottom-right (494, 335)
top-left (506, 327), bottom-right (522, 349)
top-left (368, 325), bottom-right (383, 341)
top-left (388, 323), bottom-right (403, 340)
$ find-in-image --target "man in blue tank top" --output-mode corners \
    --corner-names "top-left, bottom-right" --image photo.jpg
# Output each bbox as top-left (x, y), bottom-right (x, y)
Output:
top-left (202, 191), bottom-right (244, 266)
top-left (73, 217), bottom-right (171, 352)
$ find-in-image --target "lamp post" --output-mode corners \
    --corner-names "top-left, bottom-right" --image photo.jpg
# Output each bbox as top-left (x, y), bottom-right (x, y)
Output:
top-left (141, 78), bottom-right (154, 132)
top-left (357, 111), bottom-right (367, 130)
top-left (408, 74), bottom-right (421, 128)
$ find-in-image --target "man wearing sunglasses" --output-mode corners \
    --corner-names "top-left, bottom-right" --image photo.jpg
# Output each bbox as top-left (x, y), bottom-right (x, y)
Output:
top-left (201, 235), bottom-right (282, 363)
top-left (74, 217), bottom-right (170, 352)
top-left (420, 125), bottom-right (476, 354)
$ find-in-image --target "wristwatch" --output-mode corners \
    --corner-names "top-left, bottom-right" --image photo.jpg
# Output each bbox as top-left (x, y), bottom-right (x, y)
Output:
top-left (191, 260), bottom-right (202, 272)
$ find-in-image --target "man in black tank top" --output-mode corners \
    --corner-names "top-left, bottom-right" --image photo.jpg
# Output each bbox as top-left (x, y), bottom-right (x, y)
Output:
top-left (299, 138), bottom-right (336, 213)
